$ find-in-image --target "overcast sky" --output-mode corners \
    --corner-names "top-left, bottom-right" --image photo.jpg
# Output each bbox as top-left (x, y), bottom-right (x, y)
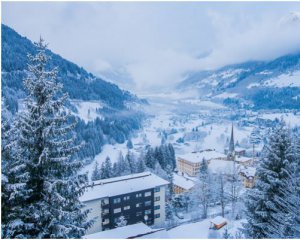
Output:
top-left (3, 2), bottom-right (300, 93)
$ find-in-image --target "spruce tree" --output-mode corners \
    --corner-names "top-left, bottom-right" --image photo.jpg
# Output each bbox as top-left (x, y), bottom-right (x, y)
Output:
top-left (91, 161), bottom-right (101, 181)
top-left (116, 151), bottom-right (131, 176)
top-left (100, 157), bottom-right (113, 179)
top-left (125, 151), bottom-right (136, 174)
top-left (243, 123), bottom-right (297, 238)
top-left (126, 139), bottom-right (133, 149)
top-left (292, 134), bottom-right (300, 237)
top-left (7, 38), bottom-right (91, 238)
top-left (168, 144), bottom-right (176, 170)
top-left (136, 158), bottom-right (146, 173)
top-left (145, 148), bottom-right (156, 169)
top-left (1, 103), bottom-right (29, 238)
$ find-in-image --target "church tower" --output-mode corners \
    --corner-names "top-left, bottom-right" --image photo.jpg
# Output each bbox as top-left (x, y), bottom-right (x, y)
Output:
top-left (227, 123), bottom-right (235, 160)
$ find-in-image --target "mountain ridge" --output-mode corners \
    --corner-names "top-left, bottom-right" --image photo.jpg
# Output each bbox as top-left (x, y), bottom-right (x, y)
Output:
top-left (177, 51), bottom-right (300, 109)
top-left (1, 24), bottom-right (146, 114)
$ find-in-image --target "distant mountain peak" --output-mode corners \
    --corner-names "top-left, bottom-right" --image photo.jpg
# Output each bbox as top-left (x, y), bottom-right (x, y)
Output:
top-left (279, 11), bottom-right (300, 27)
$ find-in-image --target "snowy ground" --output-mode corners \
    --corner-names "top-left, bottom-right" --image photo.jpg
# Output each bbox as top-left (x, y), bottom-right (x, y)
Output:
top-left (71, 100), bottom-right (104, 123)
top-left (167, 218), bottom-right (245, 238)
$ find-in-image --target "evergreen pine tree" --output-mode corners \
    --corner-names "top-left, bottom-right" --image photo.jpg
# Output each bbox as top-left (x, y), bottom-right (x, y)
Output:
top-left (145, 148), bottom-right (156, 169)
top-left (112, 162), bottom-right (119, 177)
top-left (6, 38), bottom-right (91, 238)
top-left (126, 139), bottom-right (133, 149)
top-left (117, 151), bottom-right (131, 176)
top-left (136, 158), bottom-right (146, 173)
top-left (292, 134), bottom-right (300, 237)
top-left (1, 103), bottom-right (29, 238)
top-left (168, 144), bottom-right (176, 170)
top-left (165, 164), bottom-right (174, 198)
top-left (91, 161), bottom-right (101, 181)
top-left (243, 123), bottom-right (297, 238)
top-left (101, 157), bottom-right (113, 179)
top-left (125, 151), bottom-right (136, 174)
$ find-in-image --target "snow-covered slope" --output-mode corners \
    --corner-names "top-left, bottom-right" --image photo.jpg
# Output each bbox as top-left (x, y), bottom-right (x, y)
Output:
top-left (177, 52), bottom-right (300, 110)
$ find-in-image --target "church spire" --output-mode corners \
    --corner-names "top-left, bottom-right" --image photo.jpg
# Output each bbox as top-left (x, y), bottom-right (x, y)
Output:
top-left (229, 123), bottom-right (235, 153)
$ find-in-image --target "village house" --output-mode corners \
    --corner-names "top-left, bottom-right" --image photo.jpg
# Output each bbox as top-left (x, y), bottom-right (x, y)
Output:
top-left (80, 172), bottom-right (169, 235)
top-left (239, 167), bottom-right (256, 188)
top-left (210, 216), bottom-right (227, 230)
top-left (172, 173), bottom-right (196, 194)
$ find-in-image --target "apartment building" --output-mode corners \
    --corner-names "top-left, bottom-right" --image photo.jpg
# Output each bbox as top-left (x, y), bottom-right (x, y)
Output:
top-left (80, 172), bottom-right (169, 235)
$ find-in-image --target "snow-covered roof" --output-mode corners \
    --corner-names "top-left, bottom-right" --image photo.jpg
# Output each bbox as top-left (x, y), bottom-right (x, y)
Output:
top-left (235, 146), bottom-right (246, 151)
top-left (235, 156), bottom-right (253, 163)
top-left (137, 229), bottom-right (169, 238)
top-left (80, 172), bottom-right (169, 202)
top-left (83, 223), bottom-right (153, 239)
top-left (177, 150), bottom-right (227, 163)
top-left (211, 216), bottom-right (227, 225)
top-left (240, 167), bottom-right (256, 178)
top-left (173, 173), bottom-right (196, 190)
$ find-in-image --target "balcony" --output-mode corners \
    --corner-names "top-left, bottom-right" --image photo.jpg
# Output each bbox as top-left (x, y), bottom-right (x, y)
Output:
top-left (101, 209), bottom-right (110, 216)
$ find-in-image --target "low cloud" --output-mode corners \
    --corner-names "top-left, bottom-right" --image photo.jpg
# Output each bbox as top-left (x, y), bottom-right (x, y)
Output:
top-left (3, 2), bottom-right (300, 93)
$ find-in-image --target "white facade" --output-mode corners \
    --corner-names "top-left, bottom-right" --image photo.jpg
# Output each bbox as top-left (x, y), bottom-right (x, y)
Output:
top-left (81, 172), bottom-right (169, 235)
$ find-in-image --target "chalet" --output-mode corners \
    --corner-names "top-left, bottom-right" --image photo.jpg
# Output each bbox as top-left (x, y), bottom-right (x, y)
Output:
top-left (80, 172), bottom-right (169, 234)
top-left (210, 216), bottom-right (227, 230)
top-left (173, 173), bottom-right (196, 194)
top-left (239, 167), bottom-right (256, 188)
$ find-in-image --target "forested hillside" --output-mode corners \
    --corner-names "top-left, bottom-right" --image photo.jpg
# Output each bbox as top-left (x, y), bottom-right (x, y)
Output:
top-left (1, 24), bottom-right (146, 163)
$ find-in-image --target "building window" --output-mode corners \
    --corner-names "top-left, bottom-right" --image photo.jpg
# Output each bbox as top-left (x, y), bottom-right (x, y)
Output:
top-left (145, 210), bottom-right (151, 215)
top-left (113, 198), bottom-right (121, 204)
top-left (154, 196), bottom-right (160, 202)
top-left (101, 199), bottom-right (109, 206)
top-left (124, 206), bottom-right (130, 211)
top-left (102, 208), bottom-right (109, 214)
top-left (155, 213), bottom-right (160, 219)
top-left (102, 218), bottom-right (110, 224)
top-left (136, 212), bottom-right (142, 217)
top-left (154, 205), bottom-right (160, 210)
top-left (145, 191), bottom-right (152, 197)
top-left (123, 196), bottom-right (130, 201)
top-left (154, 187), bottom-right (160, 192)
top-left (136, 193), bottom-right (142, 198)
top-left (113, 208), bottom-right (121, 214)
top-left (145, 200), bottom-right (151, 207)
top-left (136, 203), bottom-right (142, 208)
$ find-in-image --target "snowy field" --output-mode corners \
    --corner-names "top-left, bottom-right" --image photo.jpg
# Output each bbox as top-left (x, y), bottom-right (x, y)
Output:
top-left (167, 218), bottom-right (245, 238)
top-left (71, 100), bottom-right (104, 123)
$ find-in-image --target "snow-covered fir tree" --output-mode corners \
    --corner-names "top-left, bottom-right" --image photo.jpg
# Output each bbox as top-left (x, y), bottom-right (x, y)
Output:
top-left (125, 151), bottom-right (136, 174)
top-left (100, 156), bottom-right (113, 179)
top-left (136, 157), bottom-right (146, 173)
top-left (195, 159), bottom-right (211, 218)
top-left (145, 148), bottom-right (156, 169)
top-left (4, 38), bottom-right (91, 238)
top-left (1, 101), bottom-right (29, 238)
top-left (126, 139), bottom-right (133, 149)
top-left (91, 161), bottom-right (101, 181)
top-left (243, 122), bottom-right (298, 238)
top-left (115, 151), bottom-right (131, 176)
top-left (292, 133), bottom-right (300, 237)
